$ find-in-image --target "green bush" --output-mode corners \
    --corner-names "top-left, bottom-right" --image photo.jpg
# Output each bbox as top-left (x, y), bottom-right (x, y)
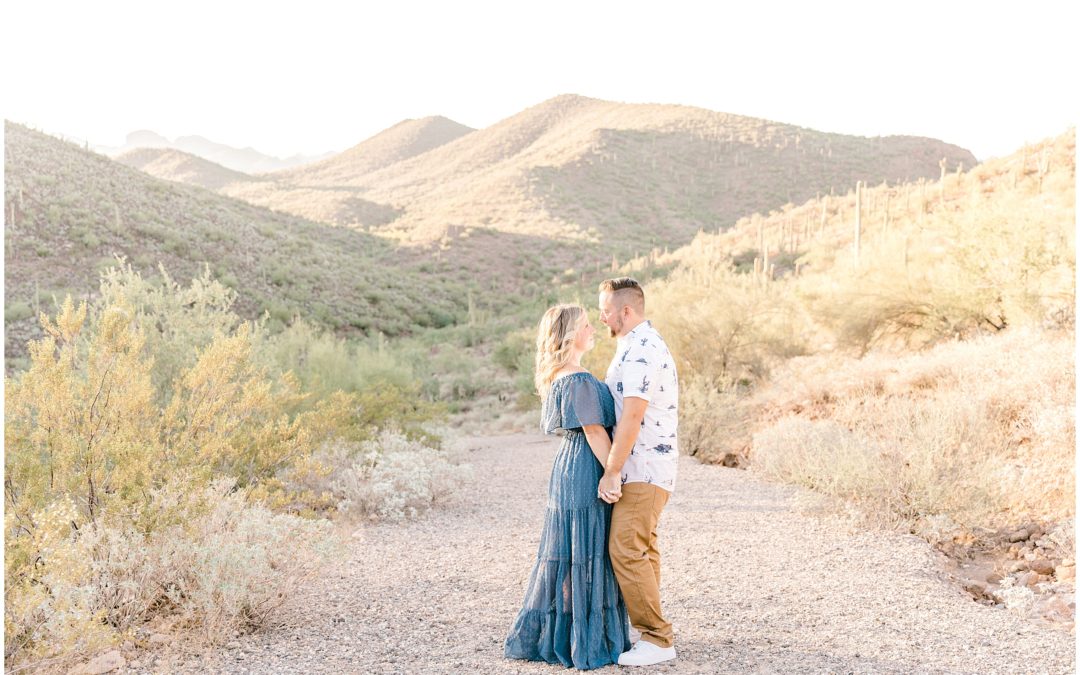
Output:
top-left (4, 301), bottom-right (33, 323)
top-left (3, 264), bottom-right (463, 668)
top-left (494, 329), bottom-right (533, 372)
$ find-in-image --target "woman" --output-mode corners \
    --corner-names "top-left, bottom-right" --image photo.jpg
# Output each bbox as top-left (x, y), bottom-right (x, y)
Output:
top-left (504, 304), bottom-right (630, 670)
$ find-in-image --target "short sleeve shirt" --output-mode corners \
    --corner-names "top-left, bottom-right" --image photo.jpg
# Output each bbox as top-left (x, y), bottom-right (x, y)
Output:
top-left (605, 320), bottom-right (679, 492)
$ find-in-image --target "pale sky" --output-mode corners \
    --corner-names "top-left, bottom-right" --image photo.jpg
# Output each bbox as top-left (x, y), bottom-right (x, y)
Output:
top-left (3, 0), bottom-right (1077, 161)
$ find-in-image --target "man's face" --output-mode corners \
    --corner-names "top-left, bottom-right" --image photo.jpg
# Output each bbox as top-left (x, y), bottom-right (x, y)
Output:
top-left (598, 291), bottom-right (623, 338)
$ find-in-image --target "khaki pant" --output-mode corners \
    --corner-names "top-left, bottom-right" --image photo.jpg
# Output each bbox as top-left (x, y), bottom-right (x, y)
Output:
top-left (609, 482), bottom-right (673, 648)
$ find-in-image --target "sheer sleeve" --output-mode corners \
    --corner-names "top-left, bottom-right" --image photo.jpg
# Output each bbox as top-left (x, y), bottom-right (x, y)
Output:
top-left (562, 377), bottom-right (607, 430)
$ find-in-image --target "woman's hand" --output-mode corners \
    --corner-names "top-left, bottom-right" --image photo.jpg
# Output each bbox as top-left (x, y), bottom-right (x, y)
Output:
top-left (598, 472), bottom-right (622, 503)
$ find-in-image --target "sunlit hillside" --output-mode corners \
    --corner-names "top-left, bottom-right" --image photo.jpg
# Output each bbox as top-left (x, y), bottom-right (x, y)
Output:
top-left (273, 115), bottom-right (476, 184)
top-left (218, 94), bottom-right (976, 295)
top-left (3, 122), bottom-right (468, 364)
top-left (633, 128), bottom-right (1075, 578)
top-left (221, 116), bottom-right (475, 225)
top-left (652, 128), bottom-right (1075, 353)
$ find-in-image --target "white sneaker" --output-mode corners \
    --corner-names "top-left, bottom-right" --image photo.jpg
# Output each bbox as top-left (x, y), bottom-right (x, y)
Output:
top-left (617, 639), bottom-right (677, 666)
top-left (628, 626), bottom-right (642, 644)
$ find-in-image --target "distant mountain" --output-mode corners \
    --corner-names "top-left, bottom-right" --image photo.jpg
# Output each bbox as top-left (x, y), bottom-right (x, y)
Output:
top-left (274, 116), bottom-right (475, 185)
top-left (221, 116), bottom-right (474, 225)
top-left (4, 121), bottom-right (467, 362)
top-left (116, 147), bottom-right (258, 190)
top-left (125, 129), bottom-right (170, 148)
top-left (95, 131), bottom-right (335, 174)
top-left (220, 94), bottom-right (977, 292)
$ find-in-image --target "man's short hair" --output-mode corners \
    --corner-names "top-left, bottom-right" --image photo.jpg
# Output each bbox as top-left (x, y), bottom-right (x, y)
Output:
top-left (599, 277), bottom-right (645, 313)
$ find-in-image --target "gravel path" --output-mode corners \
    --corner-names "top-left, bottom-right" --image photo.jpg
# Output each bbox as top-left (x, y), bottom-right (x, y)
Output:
top-left (172, 433), bottom-right (1074, 674)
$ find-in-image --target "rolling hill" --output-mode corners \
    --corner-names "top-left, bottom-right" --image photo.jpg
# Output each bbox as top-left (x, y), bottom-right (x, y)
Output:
top-left (220, 116), bottom-right (474, 225)
top-left (273, 115), bottom-right (475, 185)
top-left (654, 127), bottom-right (1075, 290)
top-left (3, 121), bottom-right (468, 363)
top-left (218, 94), bottom-right (977, 287)
top-left (116, 147), bottom-right (260, 190)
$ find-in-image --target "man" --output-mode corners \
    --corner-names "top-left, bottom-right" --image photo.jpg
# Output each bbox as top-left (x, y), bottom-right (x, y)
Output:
top-left (597, 277), bottom-right (678, 667)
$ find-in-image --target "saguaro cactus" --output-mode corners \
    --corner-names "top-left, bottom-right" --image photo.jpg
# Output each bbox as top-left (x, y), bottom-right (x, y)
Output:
top-left (883, 190), bottom-right (891, 233)
top-left (854, 180), bottom-right (862, 263)
top-left (756, 215), bottom-right (764, 263)
top-left (938, 157), bottom-right (948, 204)
top-left (1037, 151), bottom-right (1051, 193)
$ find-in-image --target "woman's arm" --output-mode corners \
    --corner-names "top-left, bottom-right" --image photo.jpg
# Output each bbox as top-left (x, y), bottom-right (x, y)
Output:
top-left (581, 424), bottom-right (612, 466)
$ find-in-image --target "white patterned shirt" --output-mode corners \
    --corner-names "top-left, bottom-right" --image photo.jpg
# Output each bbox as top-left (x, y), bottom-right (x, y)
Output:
top-left (605, 320), bottom-right (679, 492)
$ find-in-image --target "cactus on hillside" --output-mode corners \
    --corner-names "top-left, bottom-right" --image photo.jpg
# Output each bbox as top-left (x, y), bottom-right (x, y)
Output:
top-left (854, 180), bottom-right (862, 264)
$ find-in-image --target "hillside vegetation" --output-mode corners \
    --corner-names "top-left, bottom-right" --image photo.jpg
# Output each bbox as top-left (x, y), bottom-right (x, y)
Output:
top-left (633, 129), bottom-right (1074, 564)
top-left (3, 121), bottom-right (468, 364)
top-left (3, 263), bottom-right (467, 670)
top-left (222, 95), bottom-right (975, 295)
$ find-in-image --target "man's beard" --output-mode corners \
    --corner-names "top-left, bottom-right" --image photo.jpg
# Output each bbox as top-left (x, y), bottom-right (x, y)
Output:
top-left (607, 317), bottom-right (622, 338)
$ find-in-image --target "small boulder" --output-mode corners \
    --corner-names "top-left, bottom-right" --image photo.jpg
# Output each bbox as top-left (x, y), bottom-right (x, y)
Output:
top-left (1016, 571), bottom-right (1040, 587)
top-left (1056, 565), bottom-right (1076, 581)
top-left (962, 579), bottom-right (992, 601)
top-left (1008, 529), bottom-right (1029, 543)
top-left (1030, 559), bottom-right (1055, 576)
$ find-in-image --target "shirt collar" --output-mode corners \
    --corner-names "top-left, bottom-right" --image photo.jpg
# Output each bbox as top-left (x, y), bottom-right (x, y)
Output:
top-left (618, 319), bottom-right (653, 343)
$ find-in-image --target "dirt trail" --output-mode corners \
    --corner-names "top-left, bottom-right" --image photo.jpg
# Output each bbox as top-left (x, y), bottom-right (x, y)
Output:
top-left (166, 433), bottom-right (1074, 674)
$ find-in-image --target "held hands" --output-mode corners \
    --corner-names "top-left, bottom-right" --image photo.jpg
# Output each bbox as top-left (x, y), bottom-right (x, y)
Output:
top-left (597, 472), bottom-right (623, 504)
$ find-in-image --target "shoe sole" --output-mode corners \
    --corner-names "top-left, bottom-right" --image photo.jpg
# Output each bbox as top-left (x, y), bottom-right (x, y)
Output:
top-left (617, 654), bottom-right (677, 666)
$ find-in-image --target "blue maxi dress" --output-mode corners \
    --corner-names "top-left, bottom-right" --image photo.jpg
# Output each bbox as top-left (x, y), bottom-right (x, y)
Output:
top-left (504, 372), bottom-right (630, 670)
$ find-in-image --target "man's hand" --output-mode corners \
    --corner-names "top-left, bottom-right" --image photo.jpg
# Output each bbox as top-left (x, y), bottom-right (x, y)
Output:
top-left (598, 472), bottom-right (622, 503)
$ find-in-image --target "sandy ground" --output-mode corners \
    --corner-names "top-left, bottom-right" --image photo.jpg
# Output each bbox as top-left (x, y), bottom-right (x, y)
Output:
top-left (153, 433), bottom-right (1074, 674)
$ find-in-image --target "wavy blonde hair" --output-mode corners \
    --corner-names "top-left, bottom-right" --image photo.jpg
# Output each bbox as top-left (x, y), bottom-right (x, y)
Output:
top-left (534, 304), bottom-right (587, 399)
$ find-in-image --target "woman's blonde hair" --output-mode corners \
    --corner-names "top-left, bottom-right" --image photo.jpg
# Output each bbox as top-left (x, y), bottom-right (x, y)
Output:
top-left (534, 304), bottom-right (587, 399)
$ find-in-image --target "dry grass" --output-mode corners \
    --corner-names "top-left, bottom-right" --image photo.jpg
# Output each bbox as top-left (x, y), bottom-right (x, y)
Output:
top-left (749, 326), bottom-right (1074, 543)
top-left (635, 128), bottom-right (1075, 552)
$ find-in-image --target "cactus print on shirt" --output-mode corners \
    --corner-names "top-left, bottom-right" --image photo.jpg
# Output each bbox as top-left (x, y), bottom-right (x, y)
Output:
top-left (605, 320), bottom-right (679, 493)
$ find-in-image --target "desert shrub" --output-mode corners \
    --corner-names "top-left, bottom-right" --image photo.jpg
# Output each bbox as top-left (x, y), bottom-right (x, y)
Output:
top-left (493, 329), bottom-right (532, 373)
top-left (295, 431), bottom-right (472, 522)
top-left (4, 480), bottom-right (339, 668)
top-left (493, 329), bottom-right (537, 399)
top-left (678, 376), bottom-right (750, 464)
top-left (749, 327), bottom-right (1074, 537)
top-left (3, 295), bottom-right (354, 668)
top-left (254, 320), bottom-right (444, 443)
top-left (648, 263), bottom-right (810, 384)
top-left (96, 259), bottom-right (241, 400)
top-left (805, 186), bottom-right (1074, 351)
top-left (4, 301), bottom-right (33, 323)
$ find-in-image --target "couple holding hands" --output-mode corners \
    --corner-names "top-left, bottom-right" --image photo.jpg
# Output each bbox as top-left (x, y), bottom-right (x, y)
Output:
top-left (505, 277), bottom-right (679, 669)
